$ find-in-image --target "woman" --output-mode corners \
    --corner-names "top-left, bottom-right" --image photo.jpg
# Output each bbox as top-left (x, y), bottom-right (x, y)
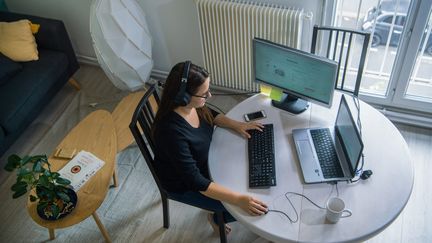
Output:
top-left (152, 61), bottom-right (268, 233)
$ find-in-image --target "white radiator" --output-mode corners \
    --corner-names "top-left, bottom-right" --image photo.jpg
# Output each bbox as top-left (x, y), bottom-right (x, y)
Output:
top-left (196, 0), bottom-right (312, 91)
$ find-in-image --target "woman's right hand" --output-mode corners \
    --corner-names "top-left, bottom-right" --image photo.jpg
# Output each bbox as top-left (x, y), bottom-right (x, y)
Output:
top-left (237, 194), bottom-right (268, 215)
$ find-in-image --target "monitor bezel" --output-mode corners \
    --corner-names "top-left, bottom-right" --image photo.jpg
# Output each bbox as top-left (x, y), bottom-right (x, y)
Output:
top-left (335, 95), bottom-right (364, 177)
top-left (252, 38), bottom-right (338, 108)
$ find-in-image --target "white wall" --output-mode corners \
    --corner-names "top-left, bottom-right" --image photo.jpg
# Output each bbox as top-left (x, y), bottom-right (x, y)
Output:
top-left (6, 0), bottom-right (95, 62)
top-left (6, 0), bottom-right (325, 74)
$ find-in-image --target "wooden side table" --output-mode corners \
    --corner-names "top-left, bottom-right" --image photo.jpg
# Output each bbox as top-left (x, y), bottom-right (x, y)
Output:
top-left (27, 90), bottom-right (150, 242)
top-left (27, 110), bottom-right (117, 242)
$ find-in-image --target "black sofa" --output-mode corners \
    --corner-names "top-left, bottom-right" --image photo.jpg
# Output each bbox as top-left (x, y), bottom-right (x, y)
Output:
top-left (0, 11), bottom-right (79, 156)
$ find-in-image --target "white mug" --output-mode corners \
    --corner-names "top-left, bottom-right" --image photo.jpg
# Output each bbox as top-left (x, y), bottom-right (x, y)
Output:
top-left (326, 197), bottom-right (352, 223)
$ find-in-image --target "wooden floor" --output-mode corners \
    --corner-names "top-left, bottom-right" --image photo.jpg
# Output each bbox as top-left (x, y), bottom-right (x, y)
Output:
top-left (0, 64), bottom-right (430, 243)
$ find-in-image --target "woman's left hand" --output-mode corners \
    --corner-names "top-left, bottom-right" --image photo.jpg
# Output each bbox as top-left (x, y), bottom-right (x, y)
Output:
top-left (233, 121), bottom-right (264, 138)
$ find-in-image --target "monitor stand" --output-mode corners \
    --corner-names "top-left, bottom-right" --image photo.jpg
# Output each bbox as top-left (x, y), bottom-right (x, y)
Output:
top-left (271, 93), bottom-right (309, 114)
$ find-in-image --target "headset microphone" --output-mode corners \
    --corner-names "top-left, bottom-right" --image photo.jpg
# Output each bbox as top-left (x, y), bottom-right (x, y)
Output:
top-left (173, 61), bottom-right (192, 106)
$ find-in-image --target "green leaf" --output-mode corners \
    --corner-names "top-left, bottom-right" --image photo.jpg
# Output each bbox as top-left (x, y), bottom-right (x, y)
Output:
top-left (52, 172), bottom-right (60, 179)
top-left (38, 175), bottom-right (50, 187)
top-left (21, 173), bottom-right (33, 183)
top-left (11, 181), bottom-right (27, 192)
top-left (3, 163), bottom-right (16, 172)
top-left (12, 189), bottom-right (27, 198)
top-left (37, 202), bottom-right (48, 212)
top-left (29, 195), bottom-right (37, 202)
top-left (33, 161), bottom-right (44, 173)
top-left (56, 177), bottom-right (71, 185)
top-left (46, 183), bottom-right (54, 191)
top-left (56, 191), bottom-right (70, 202)
top-left (4, 154), bottom-right (21, 171)
top-left (17, 168), bottom-right (31, 177)
top-left (21, 155), bottom-right (31, 166)
top-left (43, 170), bottom-right (51, 177)
top-left (51, 204), bottom-right (60, 219)
top-left (36, 187), bottom-right (49, 200)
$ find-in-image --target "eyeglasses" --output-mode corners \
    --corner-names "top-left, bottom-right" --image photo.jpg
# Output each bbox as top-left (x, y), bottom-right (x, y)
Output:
top-left (192, 89), bottom-right (211, 99)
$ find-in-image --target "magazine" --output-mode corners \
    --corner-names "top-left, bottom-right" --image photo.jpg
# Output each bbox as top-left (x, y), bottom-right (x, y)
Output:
top-left (58, 151), bottom-right (105, 191)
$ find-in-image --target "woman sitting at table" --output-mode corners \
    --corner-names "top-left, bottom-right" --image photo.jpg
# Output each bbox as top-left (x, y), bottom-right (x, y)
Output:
top-left (152, 61), bottom-right (268, 234)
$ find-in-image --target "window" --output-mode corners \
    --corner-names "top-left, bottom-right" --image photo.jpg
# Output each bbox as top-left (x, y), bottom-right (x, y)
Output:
top-left (333, 0), bottom-right (432, 114)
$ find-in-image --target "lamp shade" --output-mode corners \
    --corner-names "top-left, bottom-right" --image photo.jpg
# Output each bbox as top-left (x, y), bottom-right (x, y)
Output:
top-left (90, 0), bottom-right (153, 91)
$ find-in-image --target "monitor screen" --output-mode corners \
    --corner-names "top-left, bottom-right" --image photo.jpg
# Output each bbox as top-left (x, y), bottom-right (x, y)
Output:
top-left (335, 96), bottom-right (363, 175)
top-left (253, 38), bottom-right (338, 114)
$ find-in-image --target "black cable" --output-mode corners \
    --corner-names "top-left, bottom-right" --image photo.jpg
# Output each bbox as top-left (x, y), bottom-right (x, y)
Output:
top-left (267, 209), bottom-right (293, 222)
top-left (267, 190), bottom-right (331, 223)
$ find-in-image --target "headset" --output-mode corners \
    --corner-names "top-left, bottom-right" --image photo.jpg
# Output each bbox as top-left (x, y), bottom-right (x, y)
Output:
top-left (173, 61), bottom-right (192, 106)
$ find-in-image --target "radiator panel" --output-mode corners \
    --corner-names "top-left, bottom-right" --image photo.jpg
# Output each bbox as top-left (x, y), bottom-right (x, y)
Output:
top-left (196, 0), bottom-right (306, 91)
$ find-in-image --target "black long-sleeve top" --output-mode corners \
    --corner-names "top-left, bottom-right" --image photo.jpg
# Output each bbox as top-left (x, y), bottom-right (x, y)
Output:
top-left (153, 111), bottom-right (214, 193)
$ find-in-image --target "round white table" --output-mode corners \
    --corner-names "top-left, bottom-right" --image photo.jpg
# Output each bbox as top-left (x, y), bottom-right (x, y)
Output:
top-left (208, 93), bottom-right (414, 242)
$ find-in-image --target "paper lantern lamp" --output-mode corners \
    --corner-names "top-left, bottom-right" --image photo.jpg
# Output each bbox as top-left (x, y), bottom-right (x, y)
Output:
top-left (90, 0), bottom-right (153, 91)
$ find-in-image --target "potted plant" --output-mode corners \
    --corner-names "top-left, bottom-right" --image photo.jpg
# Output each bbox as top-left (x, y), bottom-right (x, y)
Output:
top-left (4, 154), bottom-right (77, 220)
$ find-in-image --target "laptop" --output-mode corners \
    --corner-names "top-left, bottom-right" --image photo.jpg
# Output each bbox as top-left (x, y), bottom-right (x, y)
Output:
top-left (292, 95), bottom-right (364, 184)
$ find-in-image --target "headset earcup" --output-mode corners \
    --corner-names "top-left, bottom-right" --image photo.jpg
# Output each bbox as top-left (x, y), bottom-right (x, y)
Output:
top-left (174, 61), bottom-right (192, 106)
top-left (183, 92), bottom-right (191, 106)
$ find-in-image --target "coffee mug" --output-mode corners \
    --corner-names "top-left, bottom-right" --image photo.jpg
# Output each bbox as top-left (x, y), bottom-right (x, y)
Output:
top-left (326, 197), bottom-right (352, 223)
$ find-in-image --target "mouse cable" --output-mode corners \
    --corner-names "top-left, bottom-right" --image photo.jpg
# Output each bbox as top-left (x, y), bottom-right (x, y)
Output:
top-left (267, 190), bottom-right (332, 223)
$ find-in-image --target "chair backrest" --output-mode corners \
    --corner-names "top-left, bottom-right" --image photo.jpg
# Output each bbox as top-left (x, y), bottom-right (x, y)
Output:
top-left (311, 25), bottom-right (370, 96)
top-left (129, 84), bottom-right (165, 194)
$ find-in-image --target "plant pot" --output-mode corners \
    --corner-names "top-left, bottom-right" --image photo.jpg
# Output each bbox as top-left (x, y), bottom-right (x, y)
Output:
top-left (37, 188), bottom-right (77, 220)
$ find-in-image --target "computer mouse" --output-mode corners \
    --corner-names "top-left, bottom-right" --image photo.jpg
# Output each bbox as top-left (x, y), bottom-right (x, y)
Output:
top-left (360, 170), bottom-right (373, 180)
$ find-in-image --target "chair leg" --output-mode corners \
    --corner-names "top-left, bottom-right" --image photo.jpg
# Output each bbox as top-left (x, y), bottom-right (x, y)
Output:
top-left (162, 195), bottom-right (170, 228)
top-left (216, 212), bottom-right (227, 243)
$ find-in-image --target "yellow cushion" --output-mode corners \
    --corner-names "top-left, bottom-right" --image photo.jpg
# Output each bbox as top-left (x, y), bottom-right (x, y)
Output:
top-left (30, 22), bottom-right (40, 34)
top-left (0, 19), bottom-right (39, 62)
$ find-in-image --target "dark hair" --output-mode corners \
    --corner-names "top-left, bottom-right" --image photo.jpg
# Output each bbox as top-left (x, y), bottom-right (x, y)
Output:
top-left (152, 61), bottom-right (214, 137)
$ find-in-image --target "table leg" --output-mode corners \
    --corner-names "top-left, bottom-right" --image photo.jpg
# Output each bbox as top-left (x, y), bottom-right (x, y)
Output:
top-left (48, 228), bottom-right (55, 240)
top-left (92, 212), bottom-right (111, 243)
top-left (68, 78), bottom-right (81, 91)
top-left (112, 169), bottom-right (118, 187)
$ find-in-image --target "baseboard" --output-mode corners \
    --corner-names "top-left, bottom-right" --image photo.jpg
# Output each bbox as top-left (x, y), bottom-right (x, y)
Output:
top-left (76, 54), bottom-right (99, 66)
top-left (378, 108), bottom-right (432, 129)
top-left (150, 69), bottom-right (169, 80)
top-left (76, 54), bottom-right (170, 82)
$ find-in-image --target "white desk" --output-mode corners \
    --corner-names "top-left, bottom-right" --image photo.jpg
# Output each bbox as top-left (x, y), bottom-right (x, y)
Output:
top-left (208, 93), bottom-right (414, 242)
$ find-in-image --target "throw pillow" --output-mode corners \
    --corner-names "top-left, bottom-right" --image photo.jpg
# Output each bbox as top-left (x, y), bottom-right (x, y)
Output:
top-left (0, 53), bottom-right (22, 85)
top-left (0, 19), bottom-right (39, 62)
top-left (30, 22), bottom-right (40, 34)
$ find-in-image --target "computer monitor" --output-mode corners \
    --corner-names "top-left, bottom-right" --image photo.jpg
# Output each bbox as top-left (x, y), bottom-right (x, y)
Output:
top-left (253, 38), bottom-right (338, 114)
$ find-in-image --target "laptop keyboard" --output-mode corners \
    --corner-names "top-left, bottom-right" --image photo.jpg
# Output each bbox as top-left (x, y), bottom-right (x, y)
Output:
top-left (310, 129), bottom-right (344, 178)
top-left (248, 124), bottom-right (276, 188)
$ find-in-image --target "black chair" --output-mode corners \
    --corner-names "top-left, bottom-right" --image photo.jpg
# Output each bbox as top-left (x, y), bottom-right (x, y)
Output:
top-left (311, 25), bottom-right (370, 96)
top-left (129, 84), bottom-right (227, 243)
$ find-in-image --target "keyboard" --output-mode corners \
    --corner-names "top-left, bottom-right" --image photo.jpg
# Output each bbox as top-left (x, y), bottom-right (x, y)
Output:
top-left (309, 129), bottom-right (344, 178)
top-left (248, 124), bottom-right (276, 188)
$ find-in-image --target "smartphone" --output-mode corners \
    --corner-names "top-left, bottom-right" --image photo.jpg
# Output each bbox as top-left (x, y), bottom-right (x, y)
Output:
top-left (244, 110), bottom-right (266, 122)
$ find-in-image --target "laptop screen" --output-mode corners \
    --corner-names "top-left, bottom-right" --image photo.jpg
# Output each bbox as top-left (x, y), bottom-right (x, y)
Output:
top-left (335, 96), bottom-right (364, 175)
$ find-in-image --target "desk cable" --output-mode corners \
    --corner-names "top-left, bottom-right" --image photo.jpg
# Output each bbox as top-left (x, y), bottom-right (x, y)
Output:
top-left (267, 183), bottom-right (339, 223)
